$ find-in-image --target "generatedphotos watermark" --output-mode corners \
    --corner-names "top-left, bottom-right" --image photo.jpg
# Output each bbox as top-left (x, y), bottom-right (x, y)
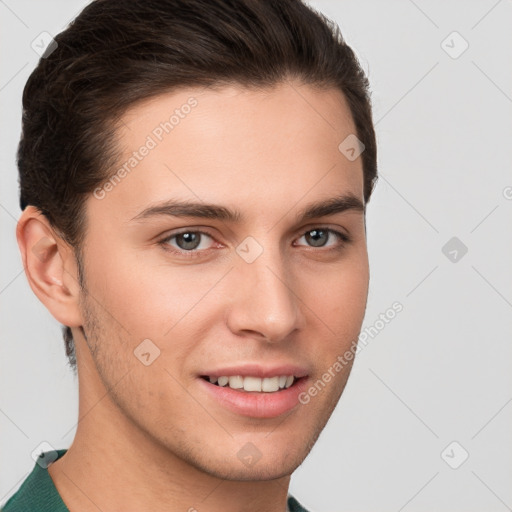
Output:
top-left (298, 301), bottom-right (403, 405)
top-left (93, 97), bottom-right (198, 200)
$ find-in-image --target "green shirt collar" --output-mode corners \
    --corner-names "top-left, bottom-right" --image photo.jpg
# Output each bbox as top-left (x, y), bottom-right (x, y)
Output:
top-left (2, 449), bottom-right (69, 511)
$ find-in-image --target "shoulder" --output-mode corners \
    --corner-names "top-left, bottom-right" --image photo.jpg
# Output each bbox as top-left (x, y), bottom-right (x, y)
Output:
top-left (2, 449), bottom-right (69, 512)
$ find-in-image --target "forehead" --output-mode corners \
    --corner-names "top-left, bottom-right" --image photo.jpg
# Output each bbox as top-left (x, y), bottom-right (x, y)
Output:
top-left (88, 81), bottom-right (364, 224)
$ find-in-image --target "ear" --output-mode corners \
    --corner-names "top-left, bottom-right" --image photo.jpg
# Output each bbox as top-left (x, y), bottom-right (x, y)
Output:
top-left (16, 206), bottom-right (83, 327)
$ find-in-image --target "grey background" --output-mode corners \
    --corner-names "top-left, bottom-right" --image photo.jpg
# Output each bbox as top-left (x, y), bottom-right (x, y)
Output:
top-left (1, 1), bottom-right (511, 511)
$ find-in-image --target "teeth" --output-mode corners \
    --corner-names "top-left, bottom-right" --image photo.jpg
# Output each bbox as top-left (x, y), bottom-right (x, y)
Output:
top-left (243, 376), bottom-right (262, 392)
top-left (262, 376), bottom-right (279, 392)
top-left (209, 375), bottom-right (295, 392)
top-left (217, 376), bottom-right (229, 387)
top-left (228, 376), bottom-right (244, 389)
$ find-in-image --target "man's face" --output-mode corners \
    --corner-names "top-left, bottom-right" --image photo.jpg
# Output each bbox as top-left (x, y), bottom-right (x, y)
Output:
top-left (76, 81), bottom-right (369, 479)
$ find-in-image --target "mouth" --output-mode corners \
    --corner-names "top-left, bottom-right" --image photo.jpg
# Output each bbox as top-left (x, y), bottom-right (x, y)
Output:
top-left (200, 374), bottom-right (299, 393)
top-left (198, 371), bottom-right (309, 418)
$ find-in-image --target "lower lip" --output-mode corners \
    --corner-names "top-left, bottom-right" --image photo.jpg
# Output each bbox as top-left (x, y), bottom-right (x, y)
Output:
top-left (198, 377), bottom-right (310, 419)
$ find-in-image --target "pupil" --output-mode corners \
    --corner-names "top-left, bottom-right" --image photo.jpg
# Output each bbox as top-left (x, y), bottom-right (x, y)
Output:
top-left (177, 232), bottom-right (200, 250)
top-left (306, 229), bottom-right (327, 247)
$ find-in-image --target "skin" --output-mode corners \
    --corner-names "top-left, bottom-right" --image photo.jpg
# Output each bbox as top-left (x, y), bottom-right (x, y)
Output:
top-left (17, 80), bottom-right (369, 512)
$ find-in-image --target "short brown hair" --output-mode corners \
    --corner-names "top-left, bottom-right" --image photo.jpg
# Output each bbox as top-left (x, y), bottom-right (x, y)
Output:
top-left (18, 0), bottom-right (378, 373)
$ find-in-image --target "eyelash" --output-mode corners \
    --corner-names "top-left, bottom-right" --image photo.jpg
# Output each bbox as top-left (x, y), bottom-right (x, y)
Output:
top-left (158, 227), bottom-right (352, 259)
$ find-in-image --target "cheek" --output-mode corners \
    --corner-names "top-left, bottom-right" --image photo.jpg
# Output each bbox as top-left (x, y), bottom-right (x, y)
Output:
top-left (298, 255), bottom-right (369, 372)
top-left (85, 243), bottom-right (221, 342)
top-left (85, 234), bottom-right (368, 351)
top-left (305, 254), bottom-right (369, 324)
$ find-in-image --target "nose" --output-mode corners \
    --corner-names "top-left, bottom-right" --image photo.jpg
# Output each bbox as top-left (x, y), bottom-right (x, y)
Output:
top-left (224, 241), bottom-right (305, 343)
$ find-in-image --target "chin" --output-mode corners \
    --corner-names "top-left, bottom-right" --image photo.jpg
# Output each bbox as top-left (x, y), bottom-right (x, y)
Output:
top-left (207, 459), bottom-right (301, 482)
top-left (186, 444), bottom-right (307, 481)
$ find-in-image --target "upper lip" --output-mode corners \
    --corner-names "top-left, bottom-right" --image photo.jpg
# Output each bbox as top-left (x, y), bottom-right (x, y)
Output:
top-left (200, 363), bottom-right (309, 379)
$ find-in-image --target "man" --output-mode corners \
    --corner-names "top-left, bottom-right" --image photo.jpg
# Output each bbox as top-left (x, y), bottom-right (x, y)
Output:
top-left (4, 0), bottom-right (377, 510)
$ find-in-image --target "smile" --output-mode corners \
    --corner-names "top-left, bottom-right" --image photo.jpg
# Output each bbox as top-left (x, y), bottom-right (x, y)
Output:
top-left (202, 375), bottom-right (295, 392)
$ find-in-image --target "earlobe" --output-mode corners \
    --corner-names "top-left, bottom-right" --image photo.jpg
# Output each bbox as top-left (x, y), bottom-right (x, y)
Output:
top-left (16, 206), bottom-right (83, 327)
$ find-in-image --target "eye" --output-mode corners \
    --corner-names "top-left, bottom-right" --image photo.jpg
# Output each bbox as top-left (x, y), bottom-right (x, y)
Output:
top-left (158, 227), bottom-right (351, 259)
top-left (295, 228), bottom-right (350, 249)
top-left (159, 230), bottom-right (216, 258)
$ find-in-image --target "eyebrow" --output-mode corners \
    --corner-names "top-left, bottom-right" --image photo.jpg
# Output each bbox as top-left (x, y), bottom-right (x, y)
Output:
top-left (129, 193), bottom-right (365, 224)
